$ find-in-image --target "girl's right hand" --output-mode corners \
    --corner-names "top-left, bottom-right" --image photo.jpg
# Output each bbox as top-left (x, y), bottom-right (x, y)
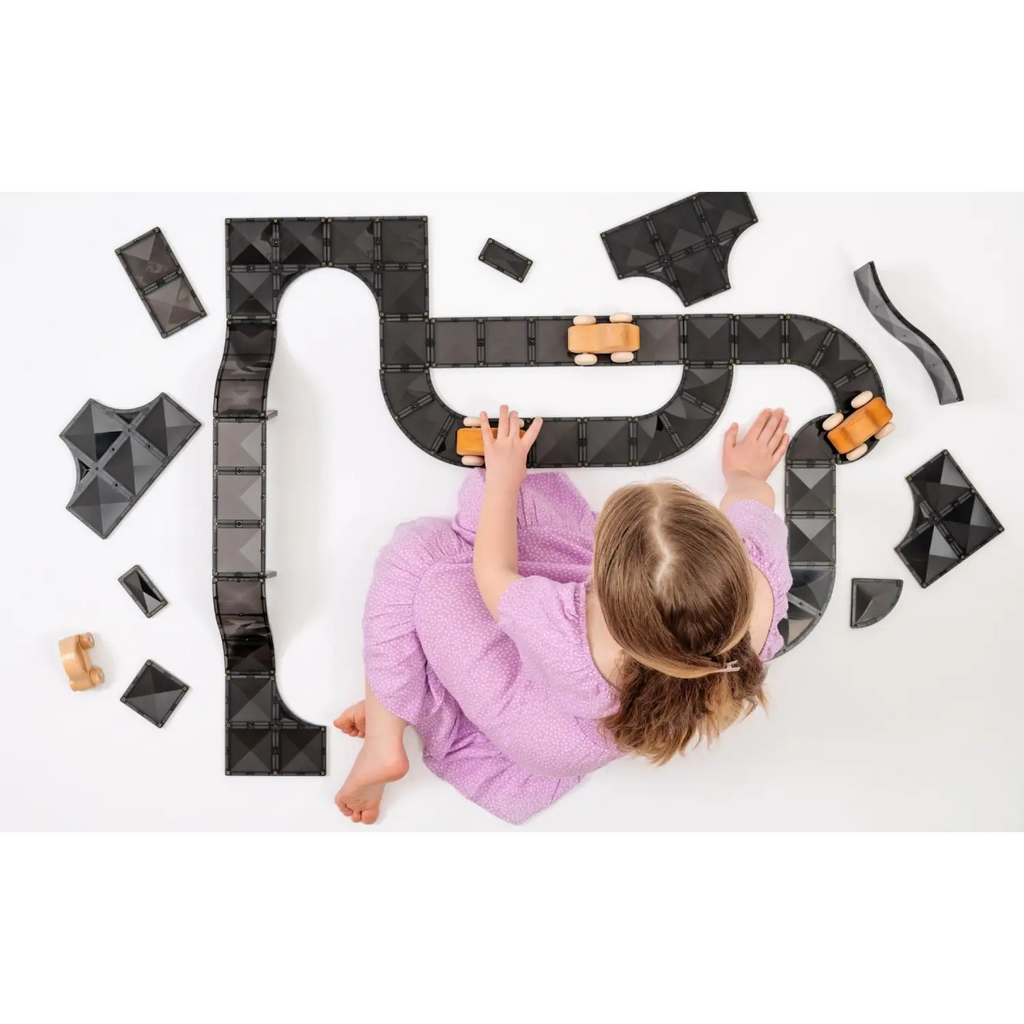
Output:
top-left (479, 405), bottom-right (543, 490)
top-left (722, 408), bottom-right (789, 483)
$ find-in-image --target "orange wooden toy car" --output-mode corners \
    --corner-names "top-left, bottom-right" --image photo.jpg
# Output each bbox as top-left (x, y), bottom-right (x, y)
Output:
top-left (456, 416), bottom-right (525, 466)
top-left (59, 632), bottom-right (104, 691)
top-left (822, 391), bottom-right (894, 461)
top-left (568, 313), bottom-right (640, 365)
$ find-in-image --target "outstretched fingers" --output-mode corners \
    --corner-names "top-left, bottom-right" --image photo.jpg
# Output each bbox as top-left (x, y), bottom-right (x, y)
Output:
top-left (523, 416), bottom-right (543, 448)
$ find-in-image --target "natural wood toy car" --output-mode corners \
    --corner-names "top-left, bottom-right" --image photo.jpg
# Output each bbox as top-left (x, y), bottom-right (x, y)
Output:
top-left (568, 313), bottom-right (640, 365)
top-left (59, 632), bottom-right (104, 691)
top-left (456, 417), bottom-right (525, 466)
top-left (822, 392), bottom-right (894, 461)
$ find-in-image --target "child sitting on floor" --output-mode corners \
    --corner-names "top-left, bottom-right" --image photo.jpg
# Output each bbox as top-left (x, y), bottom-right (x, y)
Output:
top-left (334, 405), bottom-right (792, 824)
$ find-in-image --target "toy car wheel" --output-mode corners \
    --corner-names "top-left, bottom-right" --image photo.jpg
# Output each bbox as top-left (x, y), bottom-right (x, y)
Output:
top-left (89, 667), bottom-right (104, 686)
top-left (574, 353), bottom-right (598, 366)
top-left (822, 412), bottom-right (845, 432)
top-left (851, 391), bottom-right (874, 409)
top-left (463, 416), bottom-right (480, 427)
top-left (874, 422), bottom-right (895, 440)
top-left (609, 312), bottom-right (633, 323)
top-left (461, 456), bottom-right (484, 467)
top-left (80, 633), bottom-right (94, 649)
top-left (846, 443), bottom-right (869, 461)
top-left (610, 352), bottom-right (634, 363)
top-left (573, 314), bottom-right (597, 326)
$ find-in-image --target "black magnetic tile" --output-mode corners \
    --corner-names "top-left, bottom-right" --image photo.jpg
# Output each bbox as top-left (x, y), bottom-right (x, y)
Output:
top-left (218, 613), bottom-right (270, 641)
top-left (897, 522), bottom-right (960, 587)
top-left (479, 238), bottom-right (532, 281)
top-left (531, 419), bottom-right (580, 467)
top-left (779, 566), bottom-right (835, 653)
top-left (399, 399), bottom-right (452, 451)
top-left (382, 370), bottom-right (432, 414)
top-left (602, 219), bottom-right (659, 275)
top-left (225, 637), bottom-right (275, 674)
top-left (432, 320), bottom-right (478, 365)
top-left (382, 320), bottom-right (428, 366)
top-left (147, 277), bottom-right (204, 335)
top-left (433, 417), bottom-right (465, 465)
top-left (651, 199), bottom-right (706, 254)
top-left (636, 415), bottom-right (682, 465)
top-left (215, 420), bottom-right (264, 468)
top-left (831, 366), bottom-right (883, 410)
top-left (636, 318), bottom-right (682, 363)
top-left (941, 493), bottom-right (1001, 554)
top-left (670, 248), bottom-right (727, 305)
top-left (118, 565), bottom-right (167, 618)
top-left (661, 394), bottom-right (716, 449)
top-left (697, 192), bottom-right (756, 235)
top-left (850, 578), bottom-right (903, 629)
top-left (227, 675), bottom-right (274, 723)
top-left (534, 319), bottom-right (571, 364)
top-left (787, 318), bottom-right (832, 366)
top-left (736, 316), bottom-right (784, 363)
top-left (484, 319), bottom-right (530, 364)
top-left (227, 725), bottom-right (274, 775)
top-left (855, 261), bottom-right (963, 405)
top-left (814, 331), bottom-right (869, 383)
top-left (121, 660), bottom-right (188, 728)
top-left (788, 517), bottom-right (836, 564)
top-left (329, 218), bottom-right (375, 263)
top-left (228, 270), bottom-right (276, 318)
top-left (216, 378), bottom-right (266, 415)
top-left (787, 465), bottom-right (835, 513)
top-left (227, 220), bottom-right (274, 265)
top-left (381, 270), bottom-right (427, 316)
top-left (216, 474), bottom-right (264, 520)
top-left (216, 526), bottom-right (264, 575)
top-left (685, 316), bottom-right (732, 363)
top-left (278, 219), bottom-right (325, 265)
top-left (681, 364), bottom-right (732, 410)
top-left (787, 420), bottom-right (834, 463)
top-left (279, 726), bottom-right (326, 775)
top-left (118, 228), bottom-right (178, 288)
top-left (215, 578), bottom-right (265, 615)
top-left (61, 394), bottom-right (200, 539)
top-left (583, 419), bottom-right (630, 466)
top-left (381, 219), bottom-right (426, 264)
top-left (135, 394), bottom-right (201, 458)
top-left (909, 450), bottom-right (972, 513)
top-left (221, 323), bottom-right (276, 379)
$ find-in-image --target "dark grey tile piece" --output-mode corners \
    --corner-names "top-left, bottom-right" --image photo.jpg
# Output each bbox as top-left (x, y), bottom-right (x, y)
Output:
top-left (850, 578), bottom-right (903, 628)
top-left (121, 661), bottom-right (188, 727)
top-left (479, 238), bottom-right (532, 282)
top-left (119, 565), bottom-right (167, 618)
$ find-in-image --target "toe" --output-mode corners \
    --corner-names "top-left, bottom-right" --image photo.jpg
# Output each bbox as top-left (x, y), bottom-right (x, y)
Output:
top-left (361, 806), bottom-right (379, 825)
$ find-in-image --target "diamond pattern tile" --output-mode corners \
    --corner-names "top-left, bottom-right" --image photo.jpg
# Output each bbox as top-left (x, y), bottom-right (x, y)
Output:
top-left (382, 320), bottom-right (429, 366)
top-left (228, 675), bottom-right (274, 723)
top-left (584, 420), bottom-right (630, 466)
top-left (227, 220), bottom-right (274, 264)
top-left (910, 451), bottom-right (971, 512)
top-left (736, 317), bottom-right (784, 363)
top-left (788, 517), bottom-right (836, 564)
top-left (382, 371), bottom-right (432, 414)
top-left (637, 318), bottom-right (682, 362)
top-left (636, 415), bottom-right (681, 464)
top-left (381, 219), bottom-right (426, 263)
top-left (227, 726), bottom-right (274, 774)
top-left (484, 319), bottom-right (530, 363)
top-left (685, 317), bottom-right (732, 363)
top-left (531, 419), bottom-right (579, 466)
top-left (216, 420), bottom-right (263, 468)
top-left (121, 661), bottom-right (188, 728)
top-left (787, 465), bottom-right (835, 513)
top-left (279, 219), bottom-right (324, 265)
top-left (119, 565), bottom-right (167, 617)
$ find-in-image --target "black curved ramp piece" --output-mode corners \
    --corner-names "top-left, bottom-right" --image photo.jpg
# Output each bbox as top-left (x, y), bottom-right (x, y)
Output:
top-left (895, 450), bottom-right (1003, 588)
top-left (601, 192), bottom-right (757, 307)
top-left (854, 261), bottom-right (963, 405)
top-left (850, 578), bottom-right (903, 629)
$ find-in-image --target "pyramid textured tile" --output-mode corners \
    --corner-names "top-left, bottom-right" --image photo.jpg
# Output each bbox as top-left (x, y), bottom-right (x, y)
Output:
top-left (121, 661), bottom-right (188, 727)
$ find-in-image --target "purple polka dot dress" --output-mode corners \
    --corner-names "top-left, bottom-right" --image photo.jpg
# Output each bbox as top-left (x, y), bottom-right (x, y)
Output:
top-left (362, 471), bottom-right (791, 825)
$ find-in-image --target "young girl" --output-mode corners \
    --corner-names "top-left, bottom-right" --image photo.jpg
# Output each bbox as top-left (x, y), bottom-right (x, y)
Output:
top-left (334, 405), bottom-right (792, 824)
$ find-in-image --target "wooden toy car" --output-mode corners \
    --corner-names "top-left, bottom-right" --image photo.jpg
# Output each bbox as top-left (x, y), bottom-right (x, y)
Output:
top-left (568, 313), bottom-right (640, 365)
top-left (822, 392), bottom-right (894, 461)
top-left (59, 632), bottom-right (104, 691)
top-left (456, 416), bottom-right (525, 466)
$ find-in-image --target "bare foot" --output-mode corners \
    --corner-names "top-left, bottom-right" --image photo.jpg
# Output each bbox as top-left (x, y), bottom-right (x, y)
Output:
top-left (335, 738), bottom-right (408, 824)
top-left (334, 700), bottom-right (366, 738)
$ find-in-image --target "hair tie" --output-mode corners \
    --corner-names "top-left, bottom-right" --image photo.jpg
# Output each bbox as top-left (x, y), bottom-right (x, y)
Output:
top-left (721, 661), bottom-right (739, 674)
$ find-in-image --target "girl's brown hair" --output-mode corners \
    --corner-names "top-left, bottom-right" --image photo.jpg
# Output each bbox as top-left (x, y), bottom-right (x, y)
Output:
top-left (592, 481), bottom-right (766, 764)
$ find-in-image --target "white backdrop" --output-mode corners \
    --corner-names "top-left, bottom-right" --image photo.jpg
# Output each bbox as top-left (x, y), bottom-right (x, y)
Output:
top-left (1, 193), bottom-right (1020, 831)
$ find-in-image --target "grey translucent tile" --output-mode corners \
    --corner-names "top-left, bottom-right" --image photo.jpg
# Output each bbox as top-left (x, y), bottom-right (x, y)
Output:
top-left (121, 661), bottom-right (188, 728)
top-left (534, 319), bottom-right (571, 364)
top-left (216, 379), bottom-right (266, 415)
top-left (227, 220), bottom-right (274, 264)
top-left (278, 726), bottom-right (327, 775)
top-left (832, 367), bottom-right (883, 410)
top-left (228, 674), bottom-right (274, 723)
top-left (661, 394), bottom-right (716, 448)
top-left (850, 578), bottom-right (902, 628)
top-left (216, 474), bottom-right (264, 520)
top-left (119, 565), bottom-right (167, 617)
top-left (855, 261), bottom-right (963, 405)
top-left (788, 517), bottom-right (836, 564)
top-left (531, 419), bottom-right (580, 467)
top-left (583, 419), bottom-right (630, 466)
top-left (909, 450), bottom-right (971, 513)
top-left (897, 522), bottom-right (959, 587)
top-left (484, 319), bottom-right (530, 364)
top-left (685, 316), bottom-right (731, 363)
top-left (602, 219), bottom-right (659, 274)
top-left (681, 364), bottom-right (732, 409)
top-left (670, 247), bottom-right (727, 305)
top-left (382, 370), bottom-right (432, 414)
top-left (787, 317), bottom-right (832, 366)
top-left (636, 415), bottom-right (682, 464)
top-left (433, 320), bottom-right (478, 364)
top-left (736, 316), bottom-right (784, 363)
top-left (61, 394), bottom-right (200, 539)
top-left (221, 323), bottom-right (276, 378)
top-left (479, 238), bottom-right (532, 281)
top-left (381, 270), bottom-right (427, 315)
top-left (381, 218), bottom-right (426, 264)
top-left (329, 218), bottom-right (375, 263)
top-left (787, 465), bottom-right (835, 513)
top-left (119, 229), bottom-right (178, 288)
top-left (228, 270), bottom-right (276, 318)
top-left (942, 493), bottom-right (1001, 554)
top-left (214, 578), bottom-right (265, 615)
top-left (216, 526), bottom-right (264, 574)
top-left (779, 566), bottom-right (835, 653)
top-left (651, 199), bottom-right (706, 254)
top-left (278, 218), bottom-right (325, 265)
top-left (225, 637), bottom-right (275, 674)
top-left (814, 331), bottom-right (869, 383)
top-left (787, 420), bottom-right (834, 463)
top-left (147, 278), bottom-right (204, 335)
top-left (226, 725), bottom-right (274, 774)
top-left (215, 420), bottom-right (263, 468)
top-left (399, 399), bottom-right (452, 451)
top-left (636, 318), bottom-right (682, 363)
top-left (698, 192), bottom-right (757, 235)
top-left (382, 320), bottom-right (428, 366)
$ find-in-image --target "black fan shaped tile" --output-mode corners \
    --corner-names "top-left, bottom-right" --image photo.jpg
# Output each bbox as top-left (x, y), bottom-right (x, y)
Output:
top-left (850, 578), bottom-right (902, 628)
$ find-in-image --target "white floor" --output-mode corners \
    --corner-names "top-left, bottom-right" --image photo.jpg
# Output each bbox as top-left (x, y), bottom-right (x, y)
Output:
top-left (1, 192), bottom-right (1021, 831)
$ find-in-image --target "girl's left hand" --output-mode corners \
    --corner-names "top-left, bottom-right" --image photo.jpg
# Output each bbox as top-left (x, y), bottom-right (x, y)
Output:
top-left (479, 405), bottom-right (543, 490)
